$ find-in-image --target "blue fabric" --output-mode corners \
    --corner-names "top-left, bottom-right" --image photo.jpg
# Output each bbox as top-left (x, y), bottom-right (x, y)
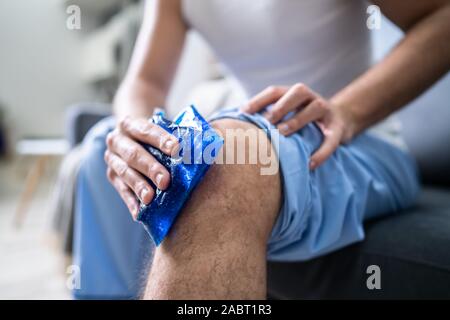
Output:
top-left (73, 108), bottom-right (420, 298)
top-left (73, 118), bottom-right (152, 299)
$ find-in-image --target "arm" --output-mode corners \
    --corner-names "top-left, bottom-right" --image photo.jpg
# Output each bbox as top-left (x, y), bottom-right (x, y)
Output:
top-left (105, 0), bottom-right (187, 217)
top-left (243, 1), bottom-right (450, 169)
top-left (114, 0), bottom-right (187, 119)
top-left (332, 0), bottom-right (450, 137)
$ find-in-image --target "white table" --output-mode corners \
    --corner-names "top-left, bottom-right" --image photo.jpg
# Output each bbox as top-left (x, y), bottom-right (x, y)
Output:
top-left (14, 139), bottom-right (69, 227)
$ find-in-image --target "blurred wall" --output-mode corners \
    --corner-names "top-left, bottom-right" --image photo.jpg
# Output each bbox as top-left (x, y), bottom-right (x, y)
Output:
top-left (373, 16), bottom-right (450, 181)
top-left (0, 0), bottom-right (94, 141)
top-left (0, 0), bottom-right (215, 143)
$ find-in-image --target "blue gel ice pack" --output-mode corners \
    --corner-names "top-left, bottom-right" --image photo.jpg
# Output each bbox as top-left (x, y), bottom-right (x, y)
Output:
top-left (137, 105), bottom-right (224, 245)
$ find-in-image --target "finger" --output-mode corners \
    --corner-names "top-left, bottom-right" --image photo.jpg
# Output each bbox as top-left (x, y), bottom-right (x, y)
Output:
top-left (277, 99), bottom-right (328, 136)
top-left (267, 84), bottom-right (314, 124)
top-left (105, 150), bottom-right (155, 205)
top-left (106, 131), bottom-right (170, 190)
top-left (119, 117), bottom-right (178, 156)
top-left (309, 125), bottom-right (342, 170)
top-left (241, 86), bottom-right (288, 114)
top-left (107, 168), bottom-right (140, 219)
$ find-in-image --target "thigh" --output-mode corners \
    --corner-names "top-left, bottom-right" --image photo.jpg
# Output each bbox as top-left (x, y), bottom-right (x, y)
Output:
top-left (73, 117), bottom-right (152, 299)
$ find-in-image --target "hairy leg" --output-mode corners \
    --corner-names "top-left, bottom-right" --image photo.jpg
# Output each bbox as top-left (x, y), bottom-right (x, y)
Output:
top-left (143, 119), bottom-right (282, 299)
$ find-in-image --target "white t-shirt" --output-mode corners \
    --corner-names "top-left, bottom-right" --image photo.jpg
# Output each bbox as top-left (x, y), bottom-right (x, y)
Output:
top-left (181, 0), bottom-right (406, 149)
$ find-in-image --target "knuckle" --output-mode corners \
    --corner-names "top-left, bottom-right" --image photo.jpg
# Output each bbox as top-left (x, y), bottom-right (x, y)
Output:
top-left (137, 119), bottom-right (152, 135)
top-left (123, 146), bottom-right (139, 162)
top-left (267, 85), bottom-right (281, 96)
top-left (325, 135), bottom-right (339, 149)
top-left (115, 162), bottom-right (128, 177)
top-left (106, 132), bottom-right (115, 148)
top-left (270, 109), bottom-right (281, 119)
top-left (315, 99), bottom-right (328, 110)
top-left (289, 117), bottom-right (300, 128)
top-left (246, 101), bottom-right (256, 111)
top-left (119, 183), bottom-right (129, 194)
top-left (118, 117), bottom-right (131, 132)
top-left (266, 85), bottom-right (276, 93)
top-left (103, 150), bottom-right (110, 163)
top-left (106, 168), bottom-right (114, 181)
top-left (293, 83), bottom-right (306, 94)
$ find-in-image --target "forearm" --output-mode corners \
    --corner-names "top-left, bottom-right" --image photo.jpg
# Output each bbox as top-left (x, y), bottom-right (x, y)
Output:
top-left (113, 0), bottom-right (186, 120)
top-left (331, 4), bottom-right (450, 138)
top-left (113, 77), bottom-right (166, 120)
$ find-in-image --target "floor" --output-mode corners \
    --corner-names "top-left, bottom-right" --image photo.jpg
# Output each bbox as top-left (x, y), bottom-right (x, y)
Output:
top-left (0, 157), bottom-right (71, 299)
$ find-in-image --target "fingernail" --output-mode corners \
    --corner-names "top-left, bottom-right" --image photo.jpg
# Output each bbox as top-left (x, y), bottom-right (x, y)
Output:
top-left (140, 188), bottom-right (149, 203)
top-left (278, 124), bottom-right (290, 135)
top-left (130, 204), bottom-right (138, 220)
top-left (164, 139), bottom-right (175, 152)
top-left (155, 173), bottom-right (164, 188)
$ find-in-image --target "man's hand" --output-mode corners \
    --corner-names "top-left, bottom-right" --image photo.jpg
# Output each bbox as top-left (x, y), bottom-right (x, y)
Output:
top-left (104, 117), bottom-right (178, 219)
top-left (241, 84), bottom-right (355, 169)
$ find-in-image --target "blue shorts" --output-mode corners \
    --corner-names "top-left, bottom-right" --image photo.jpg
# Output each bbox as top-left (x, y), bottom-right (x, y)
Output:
top-left (73, 108), bottom-right (420, 298)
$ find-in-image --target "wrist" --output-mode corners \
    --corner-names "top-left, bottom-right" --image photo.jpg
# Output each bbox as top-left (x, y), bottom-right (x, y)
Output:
top-left (113, 79), bottom-right (166, 120)
top-left (330, 98), bottom-right (358, 143)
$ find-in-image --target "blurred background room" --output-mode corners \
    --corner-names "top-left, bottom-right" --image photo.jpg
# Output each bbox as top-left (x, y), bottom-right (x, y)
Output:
top-left (0, 0), bottom-right (231, 299)
top-left (0, 0), bottom-right (449, 299)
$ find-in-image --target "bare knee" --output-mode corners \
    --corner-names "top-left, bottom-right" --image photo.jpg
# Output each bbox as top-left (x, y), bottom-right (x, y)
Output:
top-left (213, 118), bottom-right (281, 226)
top-left (164, 119), bottom-right (282, 249)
